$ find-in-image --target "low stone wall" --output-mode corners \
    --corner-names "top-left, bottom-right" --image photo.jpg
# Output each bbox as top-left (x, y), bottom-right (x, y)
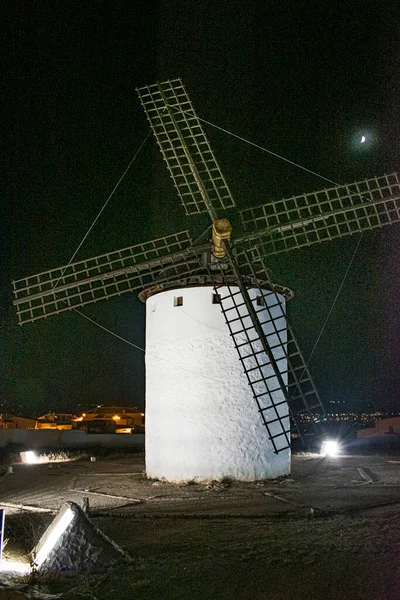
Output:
top-left (0, 428), bottom-right (144, 450)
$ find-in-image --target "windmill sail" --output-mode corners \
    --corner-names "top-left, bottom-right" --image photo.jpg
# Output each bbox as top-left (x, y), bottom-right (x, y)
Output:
top-left (240, 172), bottom-right (400, 255)
top-left (210, 246), bottom-right (324, 453)
top-left (137, 79), bottom-right (235, 218)
top-left (12, 231), bottom-right (203, 324)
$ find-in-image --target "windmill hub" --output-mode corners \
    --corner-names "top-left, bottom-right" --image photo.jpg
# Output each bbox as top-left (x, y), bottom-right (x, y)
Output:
top-left (212, 218), bottom-right (232, 259)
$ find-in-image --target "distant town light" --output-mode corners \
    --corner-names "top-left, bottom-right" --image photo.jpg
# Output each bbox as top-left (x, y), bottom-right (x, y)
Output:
top-left (113, 415), bottom-right (120, 420)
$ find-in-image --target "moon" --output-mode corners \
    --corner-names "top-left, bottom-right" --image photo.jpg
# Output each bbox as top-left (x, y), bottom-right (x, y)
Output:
top-left (360, 135), bottom-right (366, 143)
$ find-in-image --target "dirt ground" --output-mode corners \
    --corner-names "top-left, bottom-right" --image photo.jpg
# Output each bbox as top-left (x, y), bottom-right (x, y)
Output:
top-left (1, 453), bottom-right (399, 599)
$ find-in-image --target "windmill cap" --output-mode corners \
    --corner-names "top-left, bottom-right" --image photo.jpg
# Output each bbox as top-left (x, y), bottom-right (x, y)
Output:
top-left (138, 276), bottom-right (294, 302)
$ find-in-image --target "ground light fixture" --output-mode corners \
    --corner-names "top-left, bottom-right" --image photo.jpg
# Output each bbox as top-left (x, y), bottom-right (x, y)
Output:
top-left (34, 506), bottom-right (74, 568)
top-left (0, 560), bottom-right (30, 574)
top-left (320, 440), bottom-right (340, 457)
top-left (20, 450), bottom-right (38, 464)
top-left (19, 451), bottom-right (73, 465)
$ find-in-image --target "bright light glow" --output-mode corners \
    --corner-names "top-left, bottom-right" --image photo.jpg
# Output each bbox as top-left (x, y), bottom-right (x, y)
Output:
top-left (20, 451), bottom-right (71, 465)
top-left (113, 415), bottom-right (120, 420)
top-left (25, 451), bottom-right (37, 464)
top-left (321, 440), bottom-right (339, 457)
top-left (35, 507), bottom-right (74, 567)
top-left (0, 560), bottom-right (30, 574)
top-left (360, 135), bottom-right (366, 143)
top-left (20, 451), bottom-right (38, 464)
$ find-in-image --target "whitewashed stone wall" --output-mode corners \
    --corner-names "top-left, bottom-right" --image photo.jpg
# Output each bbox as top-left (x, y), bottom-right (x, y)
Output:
top-left (145, 286), bottom-right (290, 482)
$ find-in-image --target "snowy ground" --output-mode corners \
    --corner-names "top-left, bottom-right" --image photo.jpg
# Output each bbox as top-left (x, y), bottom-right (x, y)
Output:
top-left (1, 453), bottom-right (399, 599)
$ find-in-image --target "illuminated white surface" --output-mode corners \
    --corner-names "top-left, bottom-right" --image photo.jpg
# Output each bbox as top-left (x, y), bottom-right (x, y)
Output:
top-left (20, 450), bottom-right (37, 464)
top-left (35, 507), bottom-right (74, 567)
top-left (0, 560), bottom-right (30, 574)
top-left (145, 286), bottom-right (290, 482)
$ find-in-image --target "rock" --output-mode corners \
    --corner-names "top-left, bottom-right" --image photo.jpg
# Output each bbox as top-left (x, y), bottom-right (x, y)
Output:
top-left (31, 501), bottom-right (131, 573)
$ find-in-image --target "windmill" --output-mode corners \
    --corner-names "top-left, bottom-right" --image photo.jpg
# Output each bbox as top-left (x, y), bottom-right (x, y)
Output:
top-left (12, 79), bottom-right (400, 482)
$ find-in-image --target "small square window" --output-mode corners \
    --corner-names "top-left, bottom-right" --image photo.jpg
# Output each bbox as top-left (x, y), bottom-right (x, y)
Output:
top-left (212, 293), bottom-right (221, 304)
top-left (174, 296), bottom-right (183, 307)
top-left (256, 295), bottom-right (265, 306)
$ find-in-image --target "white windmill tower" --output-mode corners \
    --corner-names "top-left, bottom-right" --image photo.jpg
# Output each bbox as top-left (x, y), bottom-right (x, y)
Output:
top-left (12, 79), bottom-right (400, 482)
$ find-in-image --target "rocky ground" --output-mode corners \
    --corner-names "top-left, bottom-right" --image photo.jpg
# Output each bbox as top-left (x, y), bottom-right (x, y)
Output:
top-left (1, 453), bottom-right (399, 599)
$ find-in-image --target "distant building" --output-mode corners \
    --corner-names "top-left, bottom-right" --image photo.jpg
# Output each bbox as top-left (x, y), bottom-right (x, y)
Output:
top-left (35, 413), bottom-right (76, 430)
top-left (0, 414), bottom-right (36, 429)
top-left (75, 406), bottom-right (145, 434)
top-left (357, 417), bottom-right (400, 438)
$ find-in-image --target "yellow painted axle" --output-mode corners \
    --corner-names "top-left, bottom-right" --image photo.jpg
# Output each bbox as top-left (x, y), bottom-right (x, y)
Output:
top-left (212, 219), bottom-right (232, 258)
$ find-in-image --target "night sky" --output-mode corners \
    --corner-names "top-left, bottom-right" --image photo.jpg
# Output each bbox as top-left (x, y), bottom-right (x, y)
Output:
top-left (2, 1), bottom-right (400, 417)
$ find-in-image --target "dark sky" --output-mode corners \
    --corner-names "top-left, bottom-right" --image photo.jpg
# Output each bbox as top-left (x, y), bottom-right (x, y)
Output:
top-left (2, 1), bottom-right (400, 416)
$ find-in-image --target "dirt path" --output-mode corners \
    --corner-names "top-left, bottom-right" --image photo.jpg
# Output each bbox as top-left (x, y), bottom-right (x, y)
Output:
top-left (1, 454), bottom-right (399, 599)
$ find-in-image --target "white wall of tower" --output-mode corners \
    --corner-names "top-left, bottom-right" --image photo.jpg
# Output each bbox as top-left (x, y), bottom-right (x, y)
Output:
top-left (145, 286), bottom-right (290, 482)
